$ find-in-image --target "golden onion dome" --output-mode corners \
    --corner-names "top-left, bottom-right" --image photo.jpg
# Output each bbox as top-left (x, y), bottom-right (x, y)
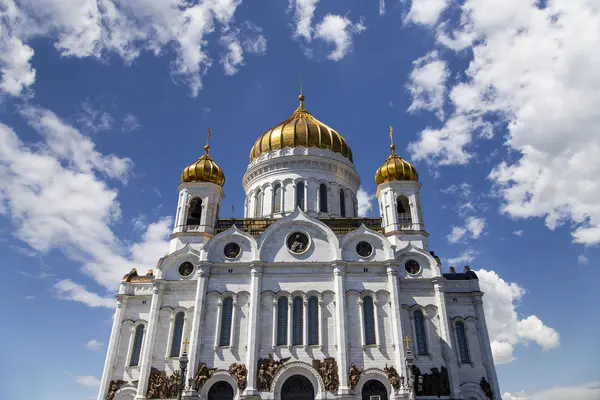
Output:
top-left (375, 144), bottom-right (419, 184)
top-left (249, 94), bottom-right (353, 163)
top-left (181, 143), bottom-right (225, 186)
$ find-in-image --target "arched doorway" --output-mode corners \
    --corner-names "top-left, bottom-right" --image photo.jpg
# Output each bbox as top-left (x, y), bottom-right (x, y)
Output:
top-left (207, 381), bottom-right (234, 400)
top-left (281, 374), bottom-right (314, 400)
top-left (361, 379), bottom-right (388, 400)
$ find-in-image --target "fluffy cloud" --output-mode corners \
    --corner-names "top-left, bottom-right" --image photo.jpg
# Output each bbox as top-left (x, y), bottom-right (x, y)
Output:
top-left (407, 51), bottom-right (448, 119)
top-left (503, 381), bottom-right (600, 400)
top-left (0, 107), bottom-right (171, 304)
top-left (86, 339), bottom-right (103, 351)
top-left (447, 248), bottom-right (478, 265)
top-left (477, 269), bottom-right (559, 363)
top-left (447, 216), bottom-right (486, 243)
top-left (289, 0), bottom-right (320, 40)
top-left (220, 23), bottom-right (267, 76)
top-left (406, 0), bottom-right (600, 244)
top-left (578, 254), bottom-right (589, 266)
top-left (0, 0), bottom-right (266, 97)
top-left (314, 15), bottom-right (365, 61)
top-left (76, 375), bottom-right (101, 387)
top-left (406, 0), bottom-right (449, 27)
top-left (356, 187), bottom-right (375, 217)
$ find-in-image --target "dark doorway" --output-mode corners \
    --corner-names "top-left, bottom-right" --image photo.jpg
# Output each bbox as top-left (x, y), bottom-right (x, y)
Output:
top-left (281, 375), bottom-right (314, 400)
top-left (207, 381), bottom-right (234, 400)
top-left (361, 379), bottom-right (388, 400)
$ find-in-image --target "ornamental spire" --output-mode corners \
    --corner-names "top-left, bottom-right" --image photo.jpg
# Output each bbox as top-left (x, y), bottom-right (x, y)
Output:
top-left (205, 127), bottom-right (211, 153)
top-left (389, 125), bottom-right (396, 154)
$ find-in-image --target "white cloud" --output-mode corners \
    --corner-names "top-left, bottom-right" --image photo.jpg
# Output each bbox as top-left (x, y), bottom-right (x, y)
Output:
top-left (447, 216), bottom-right (486, 243)
top-left (356, 187), bottom-right (375, 217)
top-left (513, 230), bottom-right (524, 237)
top-left (503, 381), bottom-right (600, 400)
top-left (220, 33), bottom-right (244, 76)
top-left (379, 0), bottom-right (386, 16)
top-left (407, 51), bottom-right (448, 119)
top-left (477, 269), bottom-right (559, 364)
top-left (0, 0), bottom-right (266, 97)
top-left (447, 226), bottom-right (467, 243)
top-left (86, 339), bottom-right (103, 351)
top-left (220, 23), bottom-right (267, 76)
top-left (121, 114), bottom-right (141, 133)
top-left (289, 0), bottom-right (320, 40)
top-left (447, 248), bottom-right (478, 265)
top-left (77, 100), bottom-right (114, 134)
top-left (314, 15), bottom-right (366, 61)
top-left (406, 0), bottom-right (600, 244)
top-left (54, 280), bottom-right (114, 308)
top-left (406, 0), bottom-right (449, 27)
top-left (578, 254), bottom-right (589, 266)
top-left (76, 375), bottom-right (101, 387)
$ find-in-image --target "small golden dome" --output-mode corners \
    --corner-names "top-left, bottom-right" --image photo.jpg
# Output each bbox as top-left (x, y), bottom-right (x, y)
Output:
top-left (249, 94), bottom-right (353, 163)
top-left (181, 144), bottom-right (225, 186)
top-left (375, 144), bottom-right (419, 184)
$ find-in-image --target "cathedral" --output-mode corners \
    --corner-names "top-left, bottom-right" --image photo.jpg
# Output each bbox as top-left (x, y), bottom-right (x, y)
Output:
top-left (97, 92), bottom-right (501, 400)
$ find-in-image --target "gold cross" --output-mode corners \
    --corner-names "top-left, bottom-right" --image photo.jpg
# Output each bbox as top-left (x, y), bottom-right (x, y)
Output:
top-left (182, 339), bottom-right (189, 354)
top-left (300, 75), bottom-right (303, 96)
top-left (403, 335), bottom-right (411, 352)
top-left (206, 128), bottom-right (211, 146)
top-left (389, 125), bottom-right (394, 146)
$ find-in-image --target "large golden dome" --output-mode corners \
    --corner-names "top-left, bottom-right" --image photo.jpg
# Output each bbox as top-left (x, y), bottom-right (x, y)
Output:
top-left (249, 94), bottom-right (353, 163)
top-left (375, 144), bottom-right (419, 184)
top-left (182, 144), bottom-right (225, 186)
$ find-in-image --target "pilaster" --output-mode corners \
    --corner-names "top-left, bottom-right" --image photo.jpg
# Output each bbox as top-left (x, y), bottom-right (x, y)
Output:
top-left (244, 263), bottom-right (263, 397)
top-left (473, 294), bottom-right (502, 399)
top-left (386, 264), bottom-right (407, 379)
top-left (332, 262), bottom-right (350, 395)
top-left (97, 295), bottom-right (128, 400)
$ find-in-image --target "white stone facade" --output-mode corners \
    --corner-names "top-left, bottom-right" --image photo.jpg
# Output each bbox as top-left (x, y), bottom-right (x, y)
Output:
top-left (97, 146), bottom-right (500, 400)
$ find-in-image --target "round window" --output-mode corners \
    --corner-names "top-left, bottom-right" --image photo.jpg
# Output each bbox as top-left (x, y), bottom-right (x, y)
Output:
top-left (178, 262), bottom-right (194, 277)
top-left (356, 241), bottom-right (373, 257)
top-left (224, 242), bottom-right (241, 259)
top-left (287, 232), bottom-right (310, 254)
top-left (405, 260), bottom-right (421, 275)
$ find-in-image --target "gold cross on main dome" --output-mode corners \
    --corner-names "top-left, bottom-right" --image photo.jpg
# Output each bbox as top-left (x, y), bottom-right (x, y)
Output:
top-left (403, 335), bottom-right (411, 352)
top-left (389, 125), bottom-right (394, 145)
top-left (206, 127), bottom-right (211, 146)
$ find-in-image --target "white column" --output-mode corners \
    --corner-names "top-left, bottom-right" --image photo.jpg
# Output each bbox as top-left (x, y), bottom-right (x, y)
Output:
top-left (333, 263), bottom-right (350, 394)
top-left (165, 314), bottom-right (175, 359)
top-left (303, 298), bottom-right (308, 346)
top-left (230, 298), bottom-right (238, 349)
top-left (97, 295), bottom-right (128, 400)
top-left (386, 265), bottom-right (407, 379)
top-left (358, 299), bottom-right (365, 348)
top-left (186, 265), bottom-right (210, 388)
top-left (135, 283), bottom-right (164, 399)
top-left (474, 295), bottom-right (502, 400)
top-left (245, 264), bottom-right (263, 394)
top-left (272, 299), bottom-right (278, 348)
top-left (318, 297), bottom-right (323, 348)
top-left (373, 299), bottom-right (381, 348)
top-left (433, 279), bottom-right (462, 397)
top-left (214, 300), bottom-right (223, 349)
top-left (287, 298), bottom-right (293, 347)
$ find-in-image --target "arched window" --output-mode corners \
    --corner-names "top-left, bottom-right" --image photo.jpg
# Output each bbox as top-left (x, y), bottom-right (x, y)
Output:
top-left (273, 184), bottom-right (282, 213)
top-left (456, 321), bottom-right (470, 363)
top-left (339, 189), bottom-right (346, 217)
top-left (292, 297), bottom-right (303, 345)
top-left (296, 182), bottom-right (305, 211)
top-left (397, 196), bottom-right (412, 225)
top-left (363, 296), bottom-right (376, 345)
top-left (130, 324), bottom-right (144, 366)
top-left (277, 297), bottom-right (288, 345)
top-left (319, 183), bottom-right (328, 212)
top-left (308, 296), bottom-right (319, 345)
top-left (414, 310), bottom-right (428, 355)
top-left (254, 190), bottom-right (263, 217)
top-left (187, 198), bottom-right (202, 225)
top-left (219, 297), bottom-right (234, 346)
top-left (169, 312), bottom-right (185, 357)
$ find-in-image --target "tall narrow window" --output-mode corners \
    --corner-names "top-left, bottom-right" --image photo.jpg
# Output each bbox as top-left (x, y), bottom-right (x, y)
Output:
top-left (130, 325), bottom-right (144, 366)
top-left (277, 297), bottom-right (288, 345)
top-left (273, 184), bottom-right (282, 213)
top-left (319, 184), bottom-right (328, 212)
top-left (363, 296), bottom-right (376, 345)
top-left (456, 321), bottom-right (470, 363)
top-left (308, 296), bottom-right (319, 345)
top-left (339, 190), bottom-right (346, 217)
top-left (397, 196), bottom-right (412, 225)
top-left (187, 198), bottom-right (202, 225)
top-left (414, 310), bottom-right (428, 355)
top-left (292, 297), bottom-right (303, 345)
top-left (296, 182), bottom-right (305, 211)
top-left (219, 297), bottom-right (233, 346)
top-left (170, 312), bottom-right (185, 357)
top-left (254, 190), bottom-right (262, 217)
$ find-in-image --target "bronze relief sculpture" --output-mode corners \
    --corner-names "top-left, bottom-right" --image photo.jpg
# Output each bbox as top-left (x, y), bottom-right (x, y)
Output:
top-left (410, 365), bottom-right (450, 397)
top-left (229, 363), bottom-right (248, 391)
top-left (193, 363), bottom-right (217, 390)
top-left (146, 368), bottom-right (180, 399)
top-left (257, 355), bottom-right (290, 391)
top-left (313, 358), bottom-right (339, 393)
top-left (106, 380), bottom-right (125, 400)
top-left (348, 363), bottom-right (362, 390)
top-left (384, 364), bottom-right (401, 390)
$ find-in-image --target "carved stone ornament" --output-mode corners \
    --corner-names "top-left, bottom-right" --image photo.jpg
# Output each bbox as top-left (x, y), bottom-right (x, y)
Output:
top-left (356, 241), bottom-right (373, 258)
top-left (257, 355), bottom-right (290, 391)
top-left (178, 261), bottom-right (194, 277)
top-left (146, 368), bottom-right (180, 399)
top-left (480, 377), bottom-right (494, 399)
top-left (228, 363), bottom-right (247, 391)
top-left (193, 363), bottom-right (217, 390)
top-left (410, 365), bottom-right (450, 398)
top-left (287, 232), bottom-right (309, 254)
top-left (224, 242), bottom-right (241, 259)
top-left (107, 380), bottom-right (126, 400)
top-left (313, 358), bottom-right (339, 393)
top-left (384, 364), bottom-right (402, 390)
top-left (348, 363), bottom-right (362, 390)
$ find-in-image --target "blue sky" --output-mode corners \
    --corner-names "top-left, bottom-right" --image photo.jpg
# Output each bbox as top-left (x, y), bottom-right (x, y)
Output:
top-left (1, 1), bottom-right (599, 399)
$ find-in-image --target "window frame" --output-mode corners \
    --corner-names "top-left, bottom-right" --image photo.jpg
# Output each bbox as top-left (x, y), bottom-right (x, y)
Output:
top-left (413, 310), bottom-right (428, 355)
top-left (219, 297), bottom-right (234, 347)
top-left (339, 189), bottom-right (346, 217)
top-left (169, 311), bottom-right (185, 358)
top-left (129, 324), bottom-right (145, 367)
top-left (455, 320), bottom-right (471, 364)
top-left (319, 183), bottom-right (328, 213)
top-left (296, 181), bottom-right (305, 211)
top-left (363, 295), bottom-right (376, 345)
top-left (292, 296), bottom-right (304, 346)
top-left (276, 297), bottom-right (288, 346)
top-left (307, 296), bottom-right (319, 345)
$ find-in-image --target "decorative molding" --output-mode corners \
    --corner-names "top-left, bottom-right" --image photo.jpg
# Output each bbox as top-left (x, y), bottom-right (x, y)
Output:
top-left (271, 361), bottom-right (325, 394)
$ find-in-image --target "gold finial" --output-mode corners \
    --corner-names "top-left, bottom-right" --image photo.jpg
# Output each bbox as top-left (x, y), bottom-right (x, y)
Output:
top-left (389, 125), bottom-right (396, 153)
top-left (182, 338), bottom-right (189, 354)
top-left (299, 75), bottom-right (305, 103)
top-left (403, 335), bottom-right (411, 352)
top-left (204, 128), bottom-right (211, 153)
